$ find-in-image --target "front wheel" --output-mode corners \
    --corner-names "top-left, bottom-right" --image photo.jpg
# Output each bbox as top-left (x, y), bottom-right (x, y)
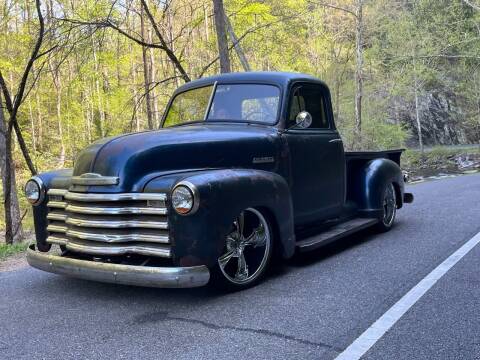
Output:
top-left (374, 182), bottom-right (397, 232)
top-left (210, 208), bottom-right (273, 290)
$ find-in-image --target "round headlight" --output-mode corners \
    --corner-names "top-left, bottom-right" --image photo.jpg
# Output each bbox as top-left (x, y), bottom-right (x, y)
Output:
top-left (171, 182), bottom-right (199, 215)
top-left (24, 177), bottom-right (44, 205)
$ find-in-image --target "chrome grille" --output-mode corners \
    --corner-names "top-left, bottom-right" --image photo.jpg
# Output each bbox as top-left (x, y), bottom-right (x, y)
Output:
top-left (46, 189), bottom-right (171, 258)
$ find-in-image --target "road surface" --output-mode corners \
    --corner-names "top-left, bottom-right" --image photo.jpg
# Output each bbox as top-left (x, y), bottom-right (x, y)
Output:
top-left (1, 173), bottom-right (479, 360)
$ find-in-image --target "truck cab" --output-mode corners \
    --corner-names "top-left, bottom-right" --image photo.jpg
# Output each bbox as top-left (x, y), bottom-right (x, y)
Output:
top-left (25, 72), bottom-right (413, 290)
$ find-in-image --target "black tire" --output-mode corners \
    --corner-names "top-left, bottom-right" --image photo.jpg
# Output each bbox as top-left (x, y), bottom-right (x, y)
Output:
top-left (210, 208), bottom-right (273, 291)
top-left (374, 182), bottom-right (397, 232)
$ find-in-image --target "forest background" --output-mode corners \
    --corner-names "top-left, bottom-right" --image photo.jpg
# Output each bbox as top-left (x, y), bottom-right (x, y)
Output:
top-left (1, 0), bottom-right (479, 246)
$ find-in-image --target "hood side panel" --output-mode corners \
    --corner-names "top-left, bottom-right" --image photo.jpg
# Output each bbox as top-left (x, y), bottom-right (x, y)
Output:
top-left (73, 125), bottom-right (281, 192)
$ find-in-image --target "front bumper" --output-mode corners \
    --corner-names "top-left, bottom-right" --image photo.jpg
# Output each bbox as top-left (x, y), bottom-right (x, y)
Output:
top-left (26, 245), bottom-right (210, 288)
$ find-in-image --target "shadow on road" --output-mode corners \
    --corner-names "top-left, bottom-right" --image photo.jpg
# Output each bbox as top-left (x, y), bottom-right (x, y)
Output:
top-left (23, 222), bottom-right (403, 302)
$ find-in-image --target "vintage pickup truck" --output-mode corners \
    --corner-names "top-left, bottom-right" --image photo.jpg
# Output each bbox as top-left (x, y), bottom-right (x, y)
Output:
top-left (25, 72), bottom-right (413, 290)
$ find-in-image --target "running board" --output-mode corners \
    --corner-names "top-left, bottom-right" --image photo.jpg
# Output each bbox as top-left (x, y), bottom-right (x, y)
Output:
top-left (296, 218), bottom-right (378, 253)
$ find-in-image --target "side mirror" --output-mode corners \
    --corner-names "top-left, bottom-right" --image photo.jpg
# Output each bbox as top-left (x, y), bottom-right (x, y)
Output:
top-left (295, 111), bottom-right (312, 129)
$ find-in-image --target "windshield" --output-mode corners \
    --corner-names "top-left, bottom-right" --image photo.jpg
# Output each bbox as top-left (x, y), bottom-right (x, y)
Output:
top-left (163, 84), bottom-right (280, 127)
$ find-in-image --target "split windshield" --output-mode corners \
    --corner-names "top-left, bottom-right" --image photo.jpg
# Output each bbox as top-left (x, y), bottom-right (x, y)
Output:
top-left (163, 84), bottom-right (280, 127)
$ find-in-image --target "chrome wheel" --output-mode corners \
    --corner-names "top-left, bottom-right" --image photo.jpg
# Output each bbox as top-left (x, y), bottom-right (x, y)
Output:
top-left (382, 183), bottom-right (396, 227)
top-left (217, 208), bottom-right (271, 285)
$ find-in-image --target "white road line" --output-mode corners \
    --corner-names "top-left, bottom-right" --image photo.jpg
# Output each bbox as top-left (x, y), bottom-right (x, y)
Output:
top-left (335, 231), bottom-right (480, 360)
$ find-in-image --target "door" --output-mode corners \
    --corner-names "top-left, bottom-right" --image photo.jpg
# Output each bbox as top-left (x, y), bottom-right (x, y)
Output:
top-left (284, 83), bottom-right (345, 225)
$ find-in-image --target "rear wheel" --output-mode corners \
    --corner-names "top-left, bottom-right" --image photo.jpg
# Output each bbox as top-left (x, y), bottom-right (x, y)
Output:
top-left (210, 208), bottom-right (273, 290)
top-left (374, 182), bottom-right (397, 232)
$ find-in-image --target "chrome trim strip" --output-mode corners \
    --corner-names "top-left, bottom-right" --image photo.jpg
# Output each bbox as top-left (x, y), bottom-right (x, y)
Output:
top-left (329, 138), bottom-right (343, 143)
top-left (47, 212), bottom-right (68, 221)
top-left (66, 204), bottom-right (167, 215)
top-left (48, 189), bottom-right (68, 196)
top-left (27, 245), bottom-right (210, 288)
top-left (64, 241), bottom-right (171, 258)
top-left (65, 217), bottom-right (168, 230)
top-left (47, 224), bottom-right (67, 233)
top-left (72, 173), bottom-right (119, 186)
top-left (64, 192), bottom-right (167, 202)
top-left (47, 201), bottom-right (67, 209)
top-left (66, 229), bottom-right (169, 244)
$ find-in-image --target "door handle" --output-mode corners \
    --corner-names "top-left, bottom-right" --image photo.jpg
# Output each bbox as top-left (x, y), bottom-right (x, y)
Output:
top-left (329, 138), bottom-right (342, 143)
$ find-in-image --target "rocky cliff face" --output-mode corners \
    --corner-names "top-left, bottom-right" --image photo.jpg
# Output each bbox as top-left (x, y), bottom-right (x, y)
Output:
top-left (397, 90), bottom-right (474, 147)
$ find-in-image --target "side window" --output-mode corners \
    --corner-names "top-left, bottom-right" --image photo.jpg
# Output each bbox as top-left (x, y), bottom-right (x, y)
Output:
top-left (288, 84), bottom-right (329, 129)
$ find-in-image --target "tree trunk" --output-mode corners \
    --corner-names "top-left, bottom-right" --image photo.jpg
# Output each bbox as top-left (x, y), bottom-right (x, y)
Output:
top-left (413, 65), bottom-right (424, 153)
top-left (92, 39), bottom-right (106, 137)
top-left (35, 91), bottom-right (43, 150)
top-left (49, 61), bottom-right (66, 167)
top-left (140, 6), bottom-right (154, 130)
top-left (354, 0), bottom-right (364, 139)
top-left (149, 31), bottom-right (160, 128)
top-left (212, 0), bottom-right (231, 73)
top-left (225, 16), bottom-right (250, 71)
top-left (0, 93), bottom-right (24, 244)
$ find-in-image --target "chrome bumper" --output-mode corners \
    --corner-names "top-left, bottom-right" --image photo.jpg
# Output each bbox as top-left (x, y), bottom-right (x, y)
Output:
top-left (26, 245), bottom-right (210, 288)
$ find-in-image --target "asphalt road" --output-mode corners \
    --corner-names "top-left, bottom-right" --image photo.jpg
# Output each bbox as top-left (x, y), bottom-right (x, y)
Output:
top-left (1, 173), bottom-right (479, 360)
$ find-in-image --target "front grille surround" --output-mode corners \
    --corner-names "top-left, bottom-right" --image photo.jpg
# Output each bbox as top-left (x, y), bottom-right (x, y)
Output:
top-left (46, 189), bottom-right (171, 258)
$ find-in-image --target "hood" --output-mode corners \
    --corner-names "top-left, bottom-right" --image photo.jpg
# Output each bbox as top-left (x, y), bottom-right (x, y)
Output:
top-left (72, 123), bottom-right (281, 192)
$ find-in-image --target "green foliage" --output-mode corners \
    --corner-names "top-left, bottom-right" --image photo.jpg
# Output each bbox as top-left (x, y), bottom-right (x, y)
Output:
top-left (0, 0), bottom-right (479, 200)
top-left (0, 242), bottom-right (29, 260)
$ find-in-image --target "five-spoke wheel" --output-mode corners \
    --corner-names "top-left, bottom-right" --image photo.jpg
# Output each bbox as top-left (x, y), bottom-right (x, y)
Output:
top-left (212, 208), bottom-right (273, 290)
top-left (375, 182), bottom-right (397, 232)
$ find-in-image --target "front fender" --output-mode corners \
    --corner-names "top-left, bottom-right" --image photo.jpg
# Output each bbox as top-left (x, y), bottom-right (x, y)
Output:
top-left (145, 169), bottom-right (295, 268)
top-left (31, 169), bottom-right (73, 251)
top-left (352, 159), bottom-right (405, 217)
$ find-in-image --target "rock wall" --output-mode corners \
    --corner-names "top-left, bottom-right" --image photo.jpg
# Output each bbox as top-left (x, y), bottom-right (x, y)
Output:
top-left (394, 90), bottom-right (477, 147)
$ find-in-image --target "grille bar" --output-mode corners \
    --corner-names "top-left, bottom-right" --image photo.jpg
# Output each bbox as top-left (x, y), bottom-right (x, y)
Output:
top-left (66, 229), bottom-right (169, 244)
top-left (66, 204), bottom-right (167, 215)
top-left (65, 192), bottom-right (167, 202)
top-left (47, 201), bottom-right (67, 209)
top-left (47, 235), bottom-right (68, 246)
top-left (62, 240), bottom-right (171, 258)
top-left (47, 224), bottom-right (67, 233)
top-left (47, 212), bottom-right (68, 221)
top-left (65, 216), bottom-right (168, 230)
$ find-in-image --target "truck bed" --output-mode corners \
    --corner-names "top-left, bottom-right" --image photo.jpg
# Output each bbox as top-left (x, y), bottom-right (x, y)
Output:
top-left (345, 149), bottom-right (405, 166)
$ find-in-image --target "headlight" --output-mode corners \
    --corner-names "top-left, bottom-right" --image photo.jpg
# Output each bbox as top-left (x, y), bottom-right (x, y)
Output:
top-left (24, 177), bottom-right (45, 206)
top-left (171, 181), bottom-right (199, 215)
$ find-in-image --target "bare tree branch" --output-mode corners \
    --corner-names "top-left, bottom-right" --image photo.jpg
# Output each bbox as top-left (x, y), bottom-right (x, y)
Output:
top-left (140, 0), bottom-right (191, 82)
top-left (58, 18), bottom-right (167, 49)
top-left (12, 0), bottom-right (45, 119)
top-left (308, 1), bottom-right (357, 18)
top-left (462, 0), bottom-right (480, 11)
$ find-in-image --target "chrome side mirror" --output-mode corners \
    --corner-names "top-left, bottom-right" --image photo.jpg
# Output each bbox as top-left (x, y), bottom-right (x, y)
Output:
top-left (295, 111), bottom-right (312, 129)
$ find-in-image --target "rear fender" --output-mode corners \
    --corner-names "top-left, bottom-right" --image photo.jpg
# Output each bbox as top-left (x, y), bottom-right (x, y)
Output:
top-left (352, 159), bottom-right (405, 217)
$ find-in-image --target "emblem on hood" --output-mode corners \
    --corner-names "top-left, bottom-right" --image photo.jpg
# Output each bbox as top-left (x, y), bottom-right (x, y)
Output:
top-left (71, 173), bottom-right (119, 186)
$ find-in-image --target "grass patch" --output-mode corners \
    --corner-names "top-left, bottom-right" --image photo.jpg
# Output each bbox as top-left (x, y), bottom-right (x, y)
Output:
top-left (0, 242), bottom-right (29, 260)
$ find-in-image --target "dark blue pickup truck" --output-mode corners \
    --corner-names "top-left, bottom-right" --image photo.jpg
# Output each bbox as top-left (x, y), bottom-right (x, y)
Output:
top-left (25, 72), bottom-right (413, 290)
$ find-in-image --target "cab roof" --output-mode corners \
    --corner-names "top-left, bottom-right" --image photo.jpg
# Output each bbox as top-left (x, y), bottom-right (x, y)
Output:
top-left (174, 71), bottom-right (327, 94)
